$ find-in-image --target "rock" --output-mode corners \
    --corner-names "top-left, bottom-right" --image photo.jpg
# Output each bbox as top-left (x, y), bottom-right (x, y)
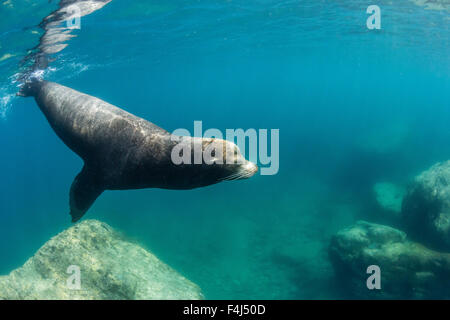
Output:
top-left (402, 161), bottom-right (450, 249)
top-left (373, 182), bottom-right (405, 215)
top-left (329, 221), bottom-right (450, 299)
top-left (0, 220), bottom-right (203, 300)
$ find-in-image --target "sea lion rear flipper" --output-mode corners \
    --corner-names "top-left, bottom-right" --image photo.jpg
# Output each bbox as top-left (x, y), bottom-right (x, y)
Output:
top-left (69, 165), bottom-right (104, 223)
top-left (17, 77), bottom-right (43, 97)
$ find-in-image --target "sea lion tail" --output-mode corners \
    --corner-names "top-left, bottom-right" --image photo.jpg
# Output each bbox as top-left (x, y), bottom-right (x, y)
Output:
top-left (17, 77), bottom-right (42, 97)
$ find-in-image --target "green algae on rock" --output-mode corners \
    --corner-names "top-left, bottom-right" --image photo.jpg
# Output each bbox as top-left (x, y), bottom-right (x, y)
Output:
top-left (0, 220), bottom-right (203, 300)
top-left (329, 221), bottom-right (450, 299)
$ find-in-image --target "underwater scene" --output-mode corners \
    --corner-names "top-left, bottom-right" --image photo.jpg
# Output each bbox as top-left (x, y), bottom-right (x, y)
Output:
top-left (0, 0), bottom-right (449, 300)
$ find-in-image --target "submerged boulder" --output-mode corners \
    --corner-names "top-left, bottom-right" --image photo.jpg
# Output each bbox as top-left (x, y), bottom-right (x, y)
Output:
top-left (373, 182), bottom-right (405, 216)
top-left (329, 221), bottom-right (450, 299)
top-left (0, 220), bottom-right (203, 300)
top-left (402, 161), bottom-right (450, 249)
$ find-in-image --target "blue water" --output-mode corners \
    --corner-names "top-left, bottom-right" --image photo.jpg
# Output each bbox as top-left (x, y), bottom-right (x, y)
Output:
top-left (0, 0), bottom-right (449, 299)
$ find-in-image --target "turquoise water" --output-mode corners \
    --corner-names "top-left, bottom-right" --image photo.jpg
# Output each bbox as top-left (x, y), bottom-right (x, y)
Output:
top-left (0, 0), bottom-right (449, 299)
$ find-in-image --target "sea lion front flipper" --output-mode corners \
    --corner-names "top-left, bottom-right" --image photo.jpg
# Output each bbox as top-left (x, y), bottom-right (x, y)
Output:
top-left (69, 165), bottom-right (104, 223)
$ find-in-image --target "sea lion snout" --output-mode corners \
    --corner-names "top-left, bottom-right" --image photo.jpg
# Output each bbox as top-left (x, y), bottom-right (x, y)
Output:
top-left (220, 160), bottom-right (258, 181)
top-left (240, 161), bottom-right (258, 179)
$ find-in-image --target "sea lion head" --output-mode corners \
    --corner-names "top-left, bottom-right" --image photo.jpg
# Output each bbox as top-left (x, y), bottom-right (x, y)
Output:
top-left (171, 136), bottom-right (258, 188)
top-left (202, 137), bottom-right (258, 181)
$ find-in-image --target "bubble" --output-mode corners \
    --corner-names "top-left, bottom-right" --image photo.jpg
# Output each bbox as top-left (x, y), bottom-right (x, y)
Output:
top-left (0, 91), bottom-right (16, 118)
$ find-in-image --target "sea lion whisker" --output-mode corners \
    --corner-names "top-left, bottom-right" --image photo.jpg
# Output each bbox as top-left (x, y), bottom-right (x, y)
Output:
top-left (220, 172), bottom-right (241, 181)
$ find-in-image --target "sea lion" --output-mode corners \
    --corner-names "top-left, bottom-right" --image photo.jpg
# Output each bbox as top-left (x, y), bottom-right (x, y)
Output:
top-left (19, 79), bottom-right (258, 222)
